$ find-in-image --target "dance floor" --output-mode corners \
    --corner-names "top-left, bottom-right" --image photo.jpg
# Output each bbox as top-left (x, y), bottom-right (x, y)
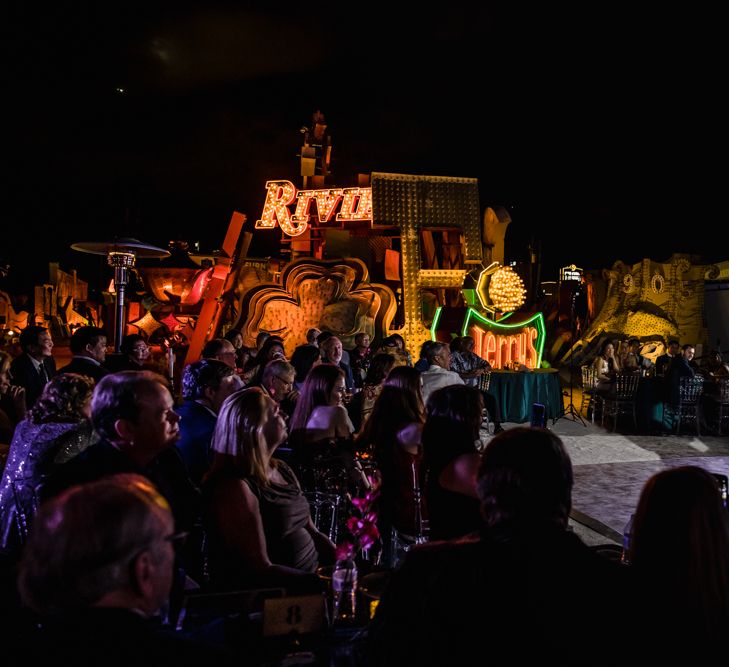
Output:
top-left (496, 414), bottom-right (729, 546)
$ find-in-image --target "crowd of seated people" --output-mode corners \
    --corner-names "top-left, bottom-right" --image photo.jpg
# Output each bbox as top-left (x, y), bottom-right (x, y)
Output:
top-left (3, 321), bottom-right (729, 662)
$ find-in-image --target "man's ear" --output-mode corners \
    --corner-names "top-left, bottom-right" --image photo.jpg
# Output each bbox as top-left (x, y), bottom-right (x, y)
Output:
top-left (131, 549), bottom-right (156, 600)
top-left (114, 418), bottom-right (135, 442)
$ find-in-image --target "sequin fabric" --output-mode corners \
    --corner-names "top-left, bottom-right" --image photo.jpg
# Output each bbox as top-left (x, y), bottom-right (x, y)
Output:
top-left (0, 418), bottom-right (96, 553)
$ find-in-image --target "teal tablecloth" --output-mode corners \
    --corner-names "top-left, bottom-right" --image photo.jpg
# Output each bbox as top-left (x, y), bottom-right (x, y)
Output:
top-left (488, 370), bottom-right (563, 423)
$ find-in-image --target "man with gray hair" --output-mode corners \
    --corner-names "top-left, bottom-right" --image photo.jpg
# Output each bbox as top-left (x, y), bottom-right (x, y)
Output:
top-left (175, 359), bottom-right (242, 485)
top-left (201, 338), bottom-right (238, 369)
top-left (44, 371), bottom-right (199, 533)
top-left (420, 342), bottom-right (464, 405)
top-left (17, 473), bottom-right (233, 663)
top-left (257, 358), bottom-right (298, 419)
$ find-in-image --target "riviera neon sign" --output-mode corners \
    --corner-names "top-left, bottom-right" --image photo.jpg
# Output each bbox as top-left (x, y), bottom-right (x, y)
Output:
top-left (255, 179), bottom-right (372, 237)
top-left (460, 308), bottom-right (545, 370)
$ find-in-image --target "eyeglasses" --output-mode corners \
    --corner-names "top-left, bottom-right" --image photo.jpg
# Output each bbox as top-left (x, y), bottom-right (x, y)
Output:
top-left (164, 530), bottom-right (189, 547)
top-left (273, 376), bottom-right (294, 388)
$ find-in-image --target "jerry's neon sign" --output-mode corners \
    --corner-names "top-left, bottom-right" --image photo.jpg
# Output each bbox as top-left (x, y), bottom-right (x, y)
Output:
top-left (255, 180), bottom-right (372, 237)
top-left (460, 308), bottom-right (545, 370)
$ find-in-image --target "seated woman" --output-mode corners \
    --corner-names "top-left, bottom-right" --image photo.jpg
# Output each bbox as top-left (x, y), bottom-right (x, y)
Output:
top-left (423, 384), bottom-right (484, 541)
top-left (347, 353), bottom-right (397, 433)
top-left (290, 343), bottom-right (322, 391)
top-left (629, 466), bottom-right (729, 659)
top-left (592, 340), bottom-right (621, 395)
top-left (105, 334), bottom-right (151, 372)
top-left (203, 387), bottom-right (335, 593)
top-left (288, 364), bottom-right (360, 493)
top-left (244, 336), bottom-right (286, 386)
top-left (0, 373), bottom-right (96, 556)
top-left (0, 350), bottom-right (26, 445)
top-left (356, 366), bottom-right (426, 564)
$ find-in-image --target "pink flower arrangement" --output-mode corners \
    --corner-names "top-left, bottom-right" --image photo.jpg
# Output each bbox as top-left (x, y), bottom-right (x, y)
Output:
top-left (335, 477), bottom-right (381, 560)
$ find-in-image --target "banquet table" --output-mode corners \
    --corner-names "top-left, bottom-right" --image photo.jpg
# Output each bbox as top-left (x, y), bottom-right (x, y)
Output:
top-left (487, 369), bottom-right (563, 424)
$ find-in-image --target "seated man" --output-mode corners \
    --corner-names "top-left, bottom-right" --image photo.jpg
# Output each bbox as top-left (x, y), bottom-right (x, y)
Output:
top-left (17, 473), bottom-right (233, 664)
top-left (666, 343), bottom-right (698, 405)
top-left (44, 371), bottom-right (199, 534)
top-left (450, 335), bottom-right (504, 433)
top-left (368, 427), bottom-right (625, 666)
top-left (57, 326), bottom-right (110, 383)
top-left (10, 325), bottom-right (56, 410)
top-left (176, 359), bottom-right (243, 486)
top-left (253, 358), bottom-right (298, 420)
top-left (655, 339), bottom-right (680, 378)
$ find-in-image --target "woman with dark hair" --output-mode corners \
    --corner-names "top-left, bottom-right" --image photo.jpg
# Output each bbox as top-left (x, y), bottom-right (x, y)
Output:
top-left (423, 384), bottom-right (484, 541)
top-left (346, 352), bottom-right (397, 433)
top-left (224, 328), bottom-right (250, 371)
top-left (288, 364), bottom-right (359, 492)
top-left (203, 388), bottom-right (334, 592)
top-left (629, 466), bottom-right (729, 657)
top-left (0, 349), bottom-right (26, 444)
top-left (106, 334), bottom-right (151, 372)
top-left (0, 373), bottom-right (96, 555)
top-left (245, 336), bottom-right (286, 386)
top-left (357, 366), bottom-right (426, 562)
top-left (290, 343), bottom-right (322, 390)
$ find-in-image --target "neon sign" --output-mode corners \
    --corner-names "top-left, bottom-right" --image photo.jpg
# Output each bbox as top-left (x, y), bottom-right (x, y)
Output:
top-left (255, 179), bottom-right (372, 237)
top-left (460, 308), bottom-right (545, 370)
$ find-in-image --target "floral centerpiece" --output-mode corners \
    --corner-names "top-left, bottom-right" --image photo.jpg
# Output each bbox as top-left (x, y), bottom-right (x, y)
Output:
top-left (335, 476), bottom-right (381, 561)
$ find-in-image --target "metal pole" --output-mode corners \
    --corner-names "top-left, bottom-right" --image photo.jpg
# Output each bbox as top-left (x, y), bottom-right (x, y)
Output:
top-left (108, 252), bottom-right (136, 353)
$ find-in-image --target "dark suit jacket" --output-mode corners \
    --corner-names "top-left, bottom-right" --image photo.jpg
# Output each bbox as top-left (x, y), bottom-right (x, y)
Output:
top-left (174, 400), bottom-right (217, 486)
top-left (57, 356), bottom-right (110, 383)
top-left (44, 439), bottom-right (200, 532)
top-left (21, 607), bottom-right (235, 667)
top-left (9, 353), bottom-right (56, 409)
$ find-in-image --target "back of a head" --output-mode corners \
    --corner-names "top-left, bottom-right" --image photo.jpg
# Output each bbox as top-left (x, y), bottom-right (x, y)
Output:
top-left (182, 358), bottom-right (235, 400)
top-left (630, 466), bottom-right (729, 636)
top-left (631, 466), bottom-right (729, 574)
top-left (290, 344), bottom-right (321, 382)
top-left (30, 373), bottom-right (95, 424)
top-left (18, 473), bottom-right (171, 615)
top-left (363, 353), bottom-right (396, 386)
top-left (477, 427), bottom-right (573, 532)
top-left (201, 338), bottom-right (227, 359)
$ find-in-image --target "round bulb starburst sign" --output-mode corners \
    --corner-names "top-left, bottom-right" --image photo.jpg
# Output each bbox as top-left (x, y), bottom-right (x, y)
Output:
top-left (488, 266), bottom-right (526, 311)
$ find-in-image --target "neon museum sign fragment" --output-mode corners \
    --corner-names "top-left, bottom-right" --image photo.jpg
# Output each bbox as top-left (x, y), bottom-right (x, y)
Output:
top-left (255, 180), bottom-right (372, 237)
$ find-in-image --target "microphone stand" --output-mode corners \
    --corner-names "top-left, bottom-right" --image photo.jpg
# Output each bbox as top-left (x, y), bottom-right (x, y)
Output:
top-left (555, 290), bottom-right (587, 426)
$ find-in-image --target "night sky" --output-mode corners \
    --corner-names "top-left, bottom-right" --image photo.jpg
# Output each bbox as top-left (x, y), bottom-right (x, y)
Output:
top-left (5, 3), bottom-right (725, 295)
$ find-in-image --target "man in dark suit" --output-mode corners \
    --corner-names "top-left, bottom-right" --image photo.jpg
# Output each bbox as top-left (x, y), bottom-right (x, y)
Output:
top-left (17, 473), bottom-right (234, 665)
top-left (10, 325), bottom-right (56, 409)
top-left (667, 343), bottom-right (697, 405)
top-left (175, 359), bottom-right (242, 486)
top-left (57, 326), bottom-right (110, 382)
top-left (655, 339), bottom-right (680, 378)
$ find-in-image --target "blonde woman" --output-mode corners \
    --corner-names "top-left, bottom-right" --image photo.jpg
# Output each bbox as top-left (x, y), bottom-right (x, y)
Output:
top-left (203, 387), bottom-right (335, 592)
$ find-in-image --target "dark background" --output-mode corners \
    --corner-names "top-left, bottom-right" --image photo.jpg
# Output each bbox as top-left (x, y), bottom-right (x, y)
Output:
top-left (4, 2), bottom-right (725, 294)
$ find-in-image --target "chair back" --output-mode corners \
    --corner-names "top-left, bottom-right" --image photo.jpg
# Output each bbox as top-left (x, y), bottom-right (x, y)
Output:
top-left (613, 372), bottom-right (640, 399)
top-left (717, 377), bottom-right (729, 403)
top-left (679, 375), bottom-right (704, 403)
top-left (581, 366), bottom-right (599, 390)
